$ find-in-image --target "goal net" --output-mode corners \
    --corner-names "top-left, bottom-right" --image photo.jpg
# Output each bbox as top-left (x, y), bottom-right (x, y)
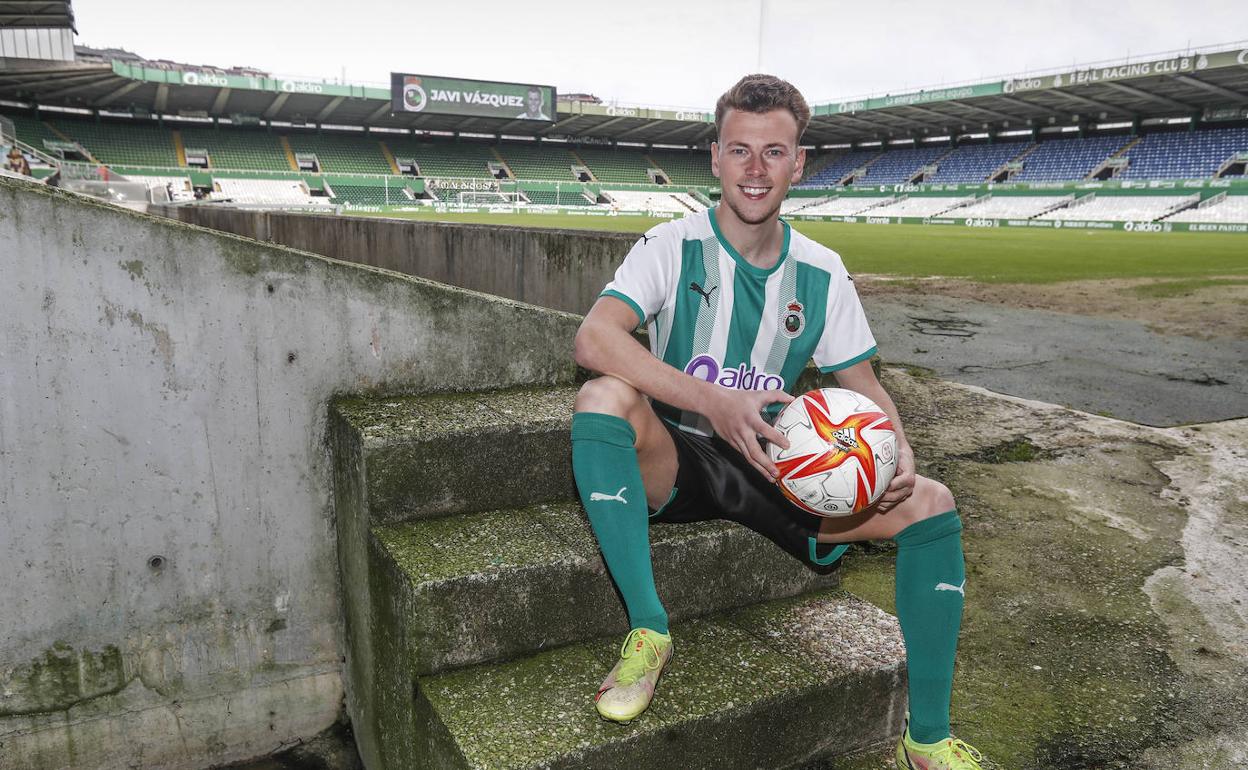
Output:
top-left (456, 190), bottom-right (525, 206)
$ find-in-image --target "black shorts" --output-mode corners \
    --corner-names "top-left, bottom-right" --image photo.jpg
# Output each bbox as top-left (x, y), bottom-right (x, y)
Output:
top-left (648, 419), bottom-right (849, 574)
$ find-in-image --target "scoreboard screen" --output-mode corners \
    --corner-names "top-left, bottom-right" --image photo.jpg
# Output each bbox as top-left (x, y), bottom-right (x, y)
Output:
top-left (391, 73), bottom-right (555, 122)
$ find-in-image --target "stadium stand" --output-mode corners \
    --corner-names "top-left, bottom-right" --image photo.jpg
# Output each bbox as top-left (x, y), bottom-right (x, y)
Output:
top-left (179, 126), bottom-right (289, 171)
top-left (859, 145), bottom-right (950, 184)
top-left (5, 113), bottom-right (66, 155)
top-left (927, 141), bottom-right (1031, 183)
top-left (1163, 195), bottom-right (1248, 223)
top-left (798, 149), bottom-right (881, 186)
top-left (327, 178), bottom-right (412, 206)
top-left (954, 195), bottom-right (1074, 219)
top-left (780, 197), bottom-right (829, 214)
top-left (647, 149), bottom-right (718, 186)
top-left (1038, 194), bottom-right (1198, 221)
top-left (1119, 126), bottom-right (1248, 180)
top-left (51, 117), bottom-right (179, 167)
top-left (799, 196), bottom-right (895, 215)
top-left (213, 178), bottom-right (325, 205)
top-left (1012, 134), bottom-right (1133, 182)
top-left (605, 189), bottom-right (700, 213)
top-left (869, 195), bottom-right (976, 217)
top-left (286, 133), bottom-right (392, 174)
top-left (129, 174), bottom-right (195, 202)
top-left (572, 147), bottom-right (655, 184)
top-left (523, 189), bottom-right (594, 206)
top-left (384, 139), bottom-right (498, 179)
top-left (498, 144), bottom-right (578, 180)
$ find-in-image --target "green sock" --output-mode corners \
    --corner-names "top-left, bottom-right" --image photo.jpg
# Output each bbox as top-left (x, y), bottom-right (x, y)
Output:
top-left (894, 509), bottom-right (964, 744)
top-left (571, 412), bottom-right (669, 634)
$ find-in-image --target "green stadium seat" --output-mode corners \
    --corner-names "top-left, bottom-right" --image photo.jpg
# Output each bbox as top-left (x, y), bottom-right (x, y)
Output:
top-left (497, 144), bottom-right (578, 181)
top-left (647, 149), bottom-right (717, 187)
top-left (287, 133), bottom-right (392, 174)
top-left (180, 127), bottom-right (289, 171)
top-left (384, 139), bottom-right (497, 179)
top-left (572, 147), bottom-right (654, 184)
top-left (48, 117), bottom-right (179, 167)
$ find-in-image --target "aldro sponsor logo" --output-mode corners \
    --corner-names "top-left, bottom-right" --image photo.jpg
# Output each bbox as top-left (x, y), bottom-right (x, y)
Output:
top-left (1123, 221), bottom-right (1171, 232)
top-left (684, 355), bottom-right (784, 392)
top-left (965, 217), bottom-right (999, 228)
top-left (182, 71), bottom-right (229, 88)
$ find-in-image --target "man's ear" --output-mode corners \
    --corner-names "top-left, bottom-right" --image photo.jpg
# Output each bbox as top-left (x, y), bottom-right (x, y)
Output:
top-left (792, 146), bottom-right (806, 184)
top-left (710, 141), bottom-right (720, 179)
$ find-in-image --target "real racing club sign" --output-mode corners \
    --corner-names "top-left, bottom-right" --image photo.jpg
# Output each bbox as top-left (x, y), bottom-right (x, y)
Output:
top-left (391, 73), bottom-right (555, 122)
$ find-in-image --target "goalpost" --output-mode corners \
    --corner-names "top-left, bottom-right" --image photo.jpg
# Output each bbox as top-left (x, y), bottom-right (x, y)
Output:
top-left (455, 190), bottom-right (526, 206)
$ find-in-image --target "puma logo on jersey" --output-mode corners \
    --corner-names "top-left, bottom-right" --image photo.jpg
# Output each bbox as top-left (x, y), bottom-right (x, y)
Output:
top-left (590, 486), bottom-right (628, 504)
top-left (688, 281), bottom-right (717, 306)
top-left (639, 233), bottom-right (657, 245)
top-left (935, 579), bottom-right (965, 596)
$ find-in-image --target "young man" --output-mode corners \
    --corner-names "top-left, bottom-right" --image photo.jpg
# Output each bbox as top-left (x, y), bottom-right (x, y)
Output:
top-left (571, 74), bottom-right (984, 769)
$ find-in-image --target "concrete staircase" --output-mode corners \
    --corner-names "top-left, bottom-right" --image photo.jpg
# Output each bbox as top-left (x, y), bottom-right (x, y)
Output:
top-left (332, 385), bottom-right (907, 769)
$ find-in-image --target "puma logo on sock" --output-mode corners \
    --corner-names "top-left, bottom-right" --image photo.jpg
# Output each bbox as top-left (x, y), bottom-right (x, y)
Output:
top-left (590, 486), bottom-right (628, 504)
top-left (934, 579), bottom-right (966, 596)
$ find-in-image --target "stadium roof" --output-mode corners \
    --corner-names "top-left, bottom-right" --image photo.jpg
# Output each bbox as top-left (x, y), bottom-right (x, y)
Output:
top-left (0, 1), bottom-right (74, 30)
top-left (1, 43), bottom-right (1246, 147)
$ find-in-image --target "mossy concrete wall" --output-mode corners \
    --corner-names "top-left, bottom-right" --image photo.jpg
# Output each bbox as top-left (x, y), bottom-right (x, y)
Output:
top-left (0, 176), bottom-right (580, 769)
top-left (155, 206), bottom-right (633, 315)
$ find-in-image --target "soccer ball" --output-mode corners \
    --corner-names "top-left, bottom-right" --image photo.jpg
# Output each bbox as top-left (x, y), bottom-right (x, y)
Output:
top-left (767, 388), bottom-right (898, 517)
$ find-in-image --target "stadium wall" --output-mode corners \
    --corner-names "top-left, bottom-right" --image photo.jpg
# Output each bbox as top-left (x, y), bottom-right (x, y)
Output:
top-left (0, 176), bottom-right (580, 770)
top-left (153, 206), bottom-right (635, 315)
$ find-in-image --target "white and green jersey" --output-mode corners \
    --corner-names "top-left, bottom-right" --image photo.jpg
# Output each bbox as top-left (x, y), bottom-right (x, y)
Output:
top-left (602, 207), bottom-right (877, 437)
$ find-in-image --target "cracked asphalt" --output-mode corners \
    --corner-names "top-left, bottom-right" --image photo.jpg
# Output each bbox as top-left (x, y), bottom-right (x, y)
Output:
top-left (865, 295), bottom-right (1248, 427)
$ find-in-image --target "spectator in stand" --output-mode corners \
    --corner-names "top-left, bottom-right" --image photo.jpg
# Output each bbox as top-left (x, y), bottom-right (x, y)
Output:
top-left (7, 146), bottom-right (31, 176)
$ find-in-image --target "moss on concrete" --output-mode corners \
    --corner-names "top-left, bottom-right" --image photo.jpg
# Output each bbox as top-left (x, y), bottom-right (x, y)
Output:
top-left (821, 370), bottom-right (1248, 770)
top-left (418, 590), bottom-right (902, 770)
top-left (0, 642), bottom-right (128, 717)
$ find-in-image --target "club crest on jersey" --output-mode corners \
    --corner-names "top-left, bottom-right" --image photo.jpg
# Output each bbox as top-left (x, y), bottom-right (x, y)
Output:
top-left (781, 300), bottom-right (805, 339)
top-left (685, 354), bottom-right (784, 392)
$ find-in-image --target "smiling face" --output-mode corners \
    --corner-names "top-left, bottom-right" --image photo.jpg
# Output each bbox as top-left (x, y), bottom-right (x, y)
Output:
top-left (711, 108), bottom-right (806, 227)
top-left (526, 89), bottom-right (543, 115)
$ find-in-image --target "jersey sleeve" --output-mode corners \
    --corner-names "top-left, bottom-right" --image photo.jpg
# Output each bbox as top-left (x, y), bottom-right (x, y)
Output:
top-left (813, 259), bottom-right (877, 372)
top-left (599, 226), bottom-right (674, 328)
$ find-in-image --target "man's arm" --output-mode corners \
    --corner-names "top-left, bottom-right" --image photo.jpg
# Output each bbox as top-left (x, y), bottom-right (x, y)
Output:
top-left (832, 360), bottom-right (916, 513)
top-left (574, 295), bottom-right (792, 478)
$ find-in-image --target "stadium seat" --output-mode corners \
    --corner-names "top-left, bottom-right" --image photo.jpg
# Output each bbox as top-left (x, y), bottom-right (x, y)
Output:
top-left (1037, 194), bottom-right (1197, 221)
top-left (180, 127), bottom-right (290, 171)
top-left (927, 141), bottom-right (1031, 183)
top-left (286, 133), bottom-right (392, 175)
top-left (498, 144), bottom-right (578, 181)
top-left (572, 147), bottom-right (655, 184)
top-left (1166, 195), bottom-right (1248, 223)
top-left (1119, 126), bottom-right (1248, 180)
top-left (1012, 135), bottom-right (1134, 182)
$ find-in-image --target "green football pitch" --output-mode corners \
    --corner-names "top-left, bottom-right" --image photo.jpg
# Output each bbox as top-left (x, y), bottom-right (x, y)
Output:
top-left (345, 209), bottom-right (1248, 284)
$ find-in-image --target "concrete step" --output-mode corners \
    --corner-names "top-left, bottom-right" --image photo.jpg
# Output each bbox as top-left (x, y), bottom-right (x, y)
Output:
top-left (371, 500), bottom-right (840, 676)
top-left (331, 365), bottom-right (843, 527)
top-left (411, 590), bottom-right (907, 770)
top-left (331, 385), bottom-right (579, 525)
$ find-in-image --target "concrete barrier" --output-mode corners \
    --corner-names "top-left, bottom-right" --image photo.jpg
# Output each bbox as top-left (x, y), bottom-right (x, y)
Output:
top-left (0, 176), bottom-right (580, 770)
top-left (154, 205), bottom-right (634, 315)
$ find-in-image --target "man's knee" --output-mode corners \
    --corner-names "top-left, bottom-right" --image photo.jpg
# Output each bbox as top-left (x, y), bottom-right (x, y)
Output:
top-left (924, 479), bottom-right (956, 516)
top-left (575, 376), bottom-right (644, 417)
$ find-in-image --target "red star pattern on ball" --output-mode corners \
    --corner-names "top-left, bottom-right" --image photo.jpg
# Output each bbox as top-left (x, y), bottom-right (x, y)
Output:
top-left (774, 390), bottom-right (893, 513)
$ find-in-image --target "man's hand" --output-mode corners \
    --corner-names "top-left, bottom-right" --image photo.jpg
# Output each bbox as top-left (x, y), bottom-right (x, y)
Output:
top-left (872, 440), bottom-right (915, 513)
top-left (704, 387), bottom-right (794, 480)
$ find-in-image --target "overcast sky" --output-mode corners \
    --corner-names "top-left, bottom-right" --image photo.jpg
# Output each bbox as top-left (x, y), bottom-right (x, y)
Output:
top-left (74, 0), bottom-right (1247, 109)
